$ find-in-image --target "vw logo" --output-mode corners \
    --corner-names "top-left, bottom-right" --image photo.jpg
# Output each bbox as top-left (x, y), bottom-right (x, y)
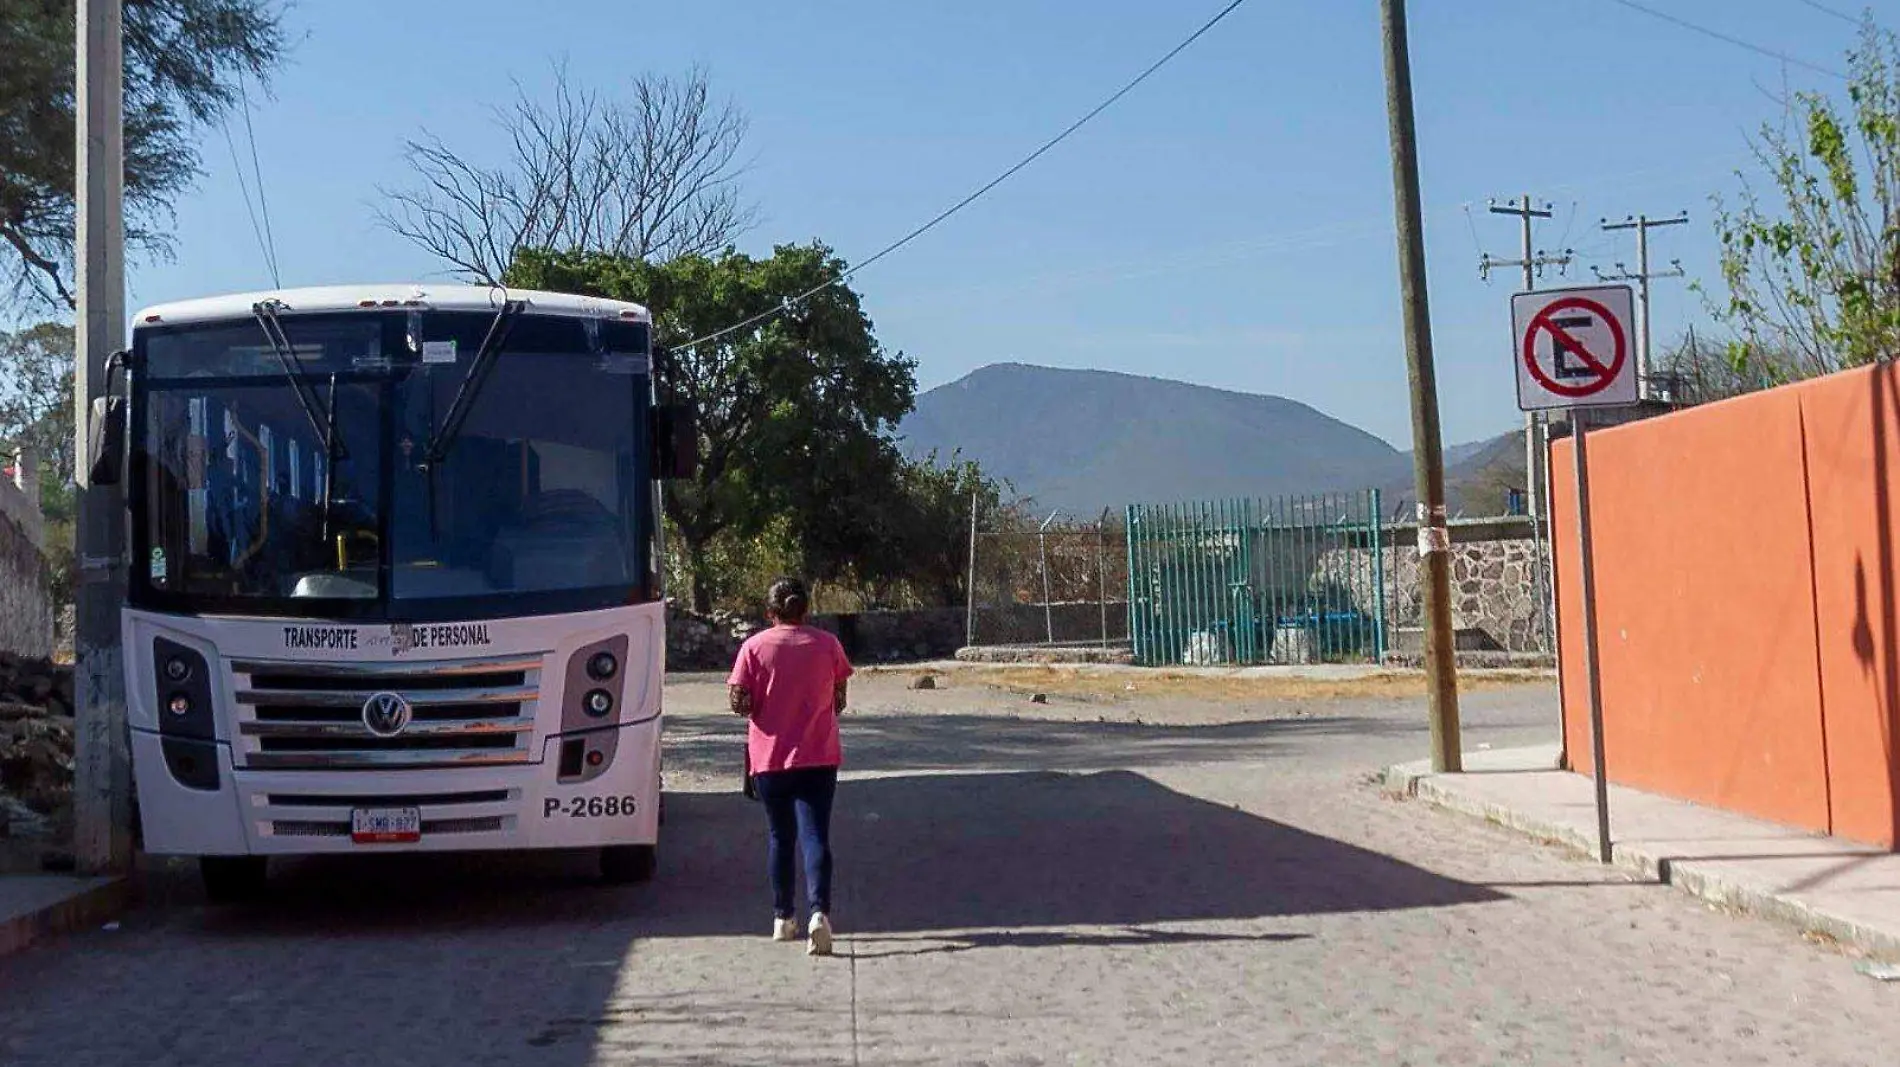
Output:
top-left (362, 691), bottom-right (412, 738)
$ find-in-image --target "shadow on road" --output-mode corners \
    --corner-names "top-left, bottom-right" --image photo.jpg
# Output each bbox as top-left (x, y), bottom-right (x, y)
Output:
top-left (2, 769), bottom-right (1508, 1066)
top-left (848, 928), bottom-right (1311, 959)
top-left (139, 768), bottom-right (1503, 943)
top-left (652, 770), bottom-right (1507, 938)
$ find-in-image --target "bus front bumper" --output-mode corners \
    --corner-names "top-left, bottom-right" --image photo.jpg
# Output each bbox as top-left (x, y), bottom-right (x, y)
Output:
top-left (131, 717), bottom-right (662, 857)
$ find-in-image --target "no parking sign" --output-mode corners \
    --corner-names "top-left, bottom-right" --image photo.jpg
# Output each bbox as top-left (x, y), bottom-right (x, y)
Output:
top-left (1511, 285), bottom-right (1638, 411)
top-left (1507, 284), bottom-right (1636, 868)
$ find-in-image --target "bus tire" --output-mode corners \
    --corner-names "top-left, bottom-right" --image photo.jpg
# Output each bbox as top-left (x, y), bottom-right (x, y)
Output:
top-left (600, 845), bottom-right (656, 885)
top-left (200, 856), bottom-right (268, 903)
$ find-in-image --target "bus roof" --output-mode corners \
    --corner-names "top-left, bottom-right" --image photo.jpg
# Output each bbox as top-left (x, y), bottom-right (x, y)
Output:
top-left (132, 284), bottom-right (652, 327)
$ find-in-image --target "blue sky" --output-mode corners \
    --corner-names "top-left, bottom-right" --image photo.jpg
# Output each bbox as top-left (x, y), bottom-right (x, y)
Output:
top-left (129, 0), bottom-right (1885, 447)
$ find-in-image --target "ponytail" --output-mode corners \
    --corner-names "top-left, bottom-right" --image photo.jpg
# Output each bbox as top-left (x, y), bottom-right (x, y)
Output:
top-left (766, 577), bottom-right (810, 624)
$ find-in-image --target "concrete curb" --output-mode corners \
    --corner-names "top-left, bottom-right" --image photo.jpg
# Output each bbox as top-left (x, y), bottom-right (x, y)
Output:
top-left (0, 876), bottom-right (130, 960)
top-left (1383, 764), bottom-right (1900, 961)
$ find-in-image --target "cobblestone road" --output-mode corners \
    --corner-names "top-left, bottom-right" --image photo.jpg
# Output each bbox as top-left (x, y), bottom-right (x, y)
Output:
top-left (2, 673), bottom-right (1894, 1066)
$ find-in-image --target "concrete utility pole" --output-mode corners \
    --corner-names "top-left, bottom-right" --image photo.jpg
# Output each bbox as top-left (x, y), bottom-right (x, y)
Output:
top-left (73, 0), bottom-right (132, 875)
top-left (1380, 0), bottom-right (1461, 773)
top-left (1597, 211), bottom-right (1689, 396)
top-left (1480, 195), bottom-right (1571, 654)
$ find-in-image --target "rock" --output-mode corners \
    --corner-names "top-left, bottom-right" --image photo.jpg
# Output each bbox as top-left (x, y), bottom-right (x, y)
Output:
top-left (1, 794), bottom-right (51, 838)
top-left (0, 705), bottom-right (74, 818)
top-left (909, 675), bottom-right (937, 691)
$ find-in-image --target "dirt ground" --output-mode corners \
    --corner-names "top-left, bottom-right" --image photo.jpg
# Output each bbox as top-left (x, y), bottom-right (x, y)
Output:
top-left (658, 666), bottom-right (1561, 791)
top-left (877, 664), bottom-right (1553, 705)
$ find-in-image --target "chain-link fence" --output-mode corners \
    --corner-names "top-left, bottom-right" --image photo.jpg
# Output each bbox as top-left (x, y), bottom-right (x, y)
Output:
top-left (966, 511), bottom-right (1128, 648)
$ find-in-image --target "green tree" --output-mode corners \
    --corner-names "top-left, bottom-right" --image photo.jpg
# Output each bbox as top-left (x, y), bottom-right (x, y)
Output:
top-left (0, 322), bottom-right (74, 493)
top-left (0, 321), bottom-right (76, 609)
top-left (1, 0), bottom-right (288, 309)
top-left (506, 243), bottom-right (917, 612)
top-left (1712, 19), bottom-right (1900, 382)
top-left (881, 450), bottom-right (1012, 607)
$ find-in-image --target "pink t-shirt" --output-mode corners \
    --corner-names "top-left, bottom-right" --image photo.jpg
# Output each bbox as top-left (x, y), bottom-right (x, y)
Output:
top-left (727, 624), bottom-right (854, 773)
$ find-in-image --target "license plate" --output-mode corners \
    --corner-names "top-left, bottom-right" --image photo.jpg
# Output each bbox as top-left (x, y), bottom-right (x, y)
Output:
top-left (350, 807), bottom-right (421, 844)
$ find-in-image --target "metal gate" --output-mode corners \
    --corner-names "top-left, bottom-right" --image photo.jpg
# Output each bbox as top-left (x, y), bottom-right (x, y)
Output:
top-left (1125, 491), bottom-right (1387, 666)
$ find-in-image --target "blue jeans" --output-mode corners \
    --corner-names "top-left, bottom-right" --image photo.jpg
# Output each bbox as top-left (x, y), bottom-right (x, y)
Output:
top-left (752, 766), bottom-right (838, 919)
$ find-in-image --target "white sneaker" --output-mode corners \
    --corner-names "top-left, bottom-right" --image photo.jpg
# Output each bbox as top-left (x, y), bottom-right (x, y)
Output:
top-left (807, 912), bottom-right (834, 956)
top-left (772, 917), bottom-right (798, 942)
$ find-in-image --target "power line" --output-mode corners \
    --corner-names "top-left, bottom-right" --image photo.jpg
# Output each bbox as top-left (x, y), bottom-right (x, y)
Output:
top-left (239, 76), bottom-right (281, 288)
top-left (674, 0), bottom-right (1252, 353)
top-left (1461, 203), bottom-right (1486, 260)
top-left (1603, 0), bottom-right (1848, 79)
top-left (1796, 0), bottom-right (1860, 26)
top-left (876, 165), bottom-right (1733, 316)
top-left (221, 116), bottom-right (276, 289)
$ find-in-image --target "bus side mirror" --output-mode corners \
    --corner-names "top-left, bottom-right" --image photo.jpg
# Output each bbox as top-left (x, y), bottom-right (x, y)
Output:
top-left (87, 395), bottom-right (125, 487)
top-left (652, 403), bottom-right (699, 481)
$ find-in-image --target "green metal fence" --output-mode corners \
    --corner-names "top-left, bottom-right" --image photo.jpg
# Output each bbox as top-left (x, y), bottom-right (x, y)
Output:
top-left (1125, 491), bottom-right (1387, 666)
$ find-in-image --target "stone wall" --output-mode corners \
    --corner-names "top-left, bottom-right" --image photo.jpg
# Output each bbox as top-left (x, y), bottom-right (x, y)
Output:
top-left (0, 464), bottom-right (53, 660)
top-left (664, 605), bottom-right (759, 671)
top-left (1317, 518), bottom-right (1549, 654)
top-left (0, 652), bottom-right (77, 839)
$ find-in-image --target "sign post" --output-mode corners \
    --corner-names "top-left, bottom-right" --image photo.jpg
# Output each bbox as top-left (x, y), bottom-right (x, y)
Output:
top-left (1510, 284), bottom-right (1635, 865)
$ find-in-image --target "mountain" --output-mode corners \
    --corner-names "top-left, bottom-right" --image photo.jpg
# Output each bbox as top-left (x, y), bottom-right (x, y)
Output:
top-left (1402, 437), bottom-right (1502, 470)
top-left (898, 364), bottom-right (1415, 514)
top-left (1383, 429), bottom-right (1530, 517)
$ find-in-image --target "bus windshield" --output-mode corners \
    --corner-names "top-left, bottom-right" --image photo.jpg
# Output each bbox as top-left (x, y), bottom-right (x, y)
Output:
top-left (134, 310), bottom-right (654, 620)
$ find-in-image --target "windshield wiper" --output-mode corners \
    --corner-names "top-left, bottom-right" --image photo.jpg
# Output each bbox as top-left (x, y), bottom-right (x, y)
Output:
top-left (421, 299), bottom-right (524, 468)
top-left (253, 300), bottom-right (351, 540)
top-left (253, 300), bottom-right (349, 463)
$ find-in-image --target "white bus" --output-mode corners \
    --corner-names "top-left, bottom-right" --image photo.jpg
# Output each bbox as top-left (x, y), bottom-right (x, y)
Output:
top-left (90, 284), bottom-right (695, 900)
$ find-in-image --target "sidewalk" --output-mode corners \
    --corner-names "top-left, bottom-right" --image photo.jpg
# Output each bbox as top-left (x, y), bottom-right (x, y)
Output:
top-left (1385, 745), bottom-right (1900, 960)
top-left (0, 873), bottom-right (127, 959)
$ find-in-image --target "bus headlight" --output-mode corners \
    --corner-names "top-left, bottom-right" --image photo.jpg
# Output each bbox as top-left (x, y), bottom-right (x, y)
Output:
top-left (564, 635), bottom-right (630, 733)
top-left (153, 636), bottom-right (214, 740)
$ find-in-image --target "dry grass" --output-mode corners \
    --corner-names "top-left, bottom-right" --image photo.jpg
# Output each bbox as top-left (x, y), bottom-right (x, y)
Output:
top-left (870, 666), bottom-right (1553, 703)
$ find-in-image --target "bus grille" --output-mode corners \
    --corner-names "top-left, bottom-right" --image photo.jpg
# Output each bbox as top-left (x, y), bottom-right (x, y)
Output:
top-left (230, 655), bottom-right (544, 770)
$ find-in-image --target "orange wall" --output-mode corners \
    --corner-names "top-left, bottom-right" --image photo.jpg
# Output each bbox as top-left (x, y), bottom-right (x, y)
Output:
top-left (1793, 366), bottom-right (1900, 845)
top-left (1553, 362), bottom-right (1900, 846)
top-left (1552, 389), bottom-right (1832, 835)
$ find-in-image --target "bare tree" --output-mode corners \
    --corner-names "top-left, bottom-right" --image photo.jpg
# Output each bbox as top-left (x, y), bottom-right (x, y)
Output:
top-left (377, 65), bottom-right (756, 281)
top-left (1654, 328), bottom-right (1791, 406)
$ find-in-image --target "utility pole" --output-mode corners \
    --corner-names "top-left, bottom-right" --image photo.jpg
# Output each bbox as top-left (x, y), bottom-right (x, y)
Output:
top-left (1381, 0), bottom-right (1461, 773)
top-left (1480, 196), bottom-right (1571, 654)
top-left (965, 491), bottom-right (979, 649)
top-left (1597, 211), bottom-right (1689, 396)
top-left (73, 0), bottom-right (132, 875)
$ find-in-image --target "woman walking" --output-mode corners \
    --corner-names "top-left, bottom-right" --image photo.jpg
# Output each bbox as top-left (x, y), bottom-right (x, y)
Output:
top-left (727, 577), bottom-right (853, 955)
